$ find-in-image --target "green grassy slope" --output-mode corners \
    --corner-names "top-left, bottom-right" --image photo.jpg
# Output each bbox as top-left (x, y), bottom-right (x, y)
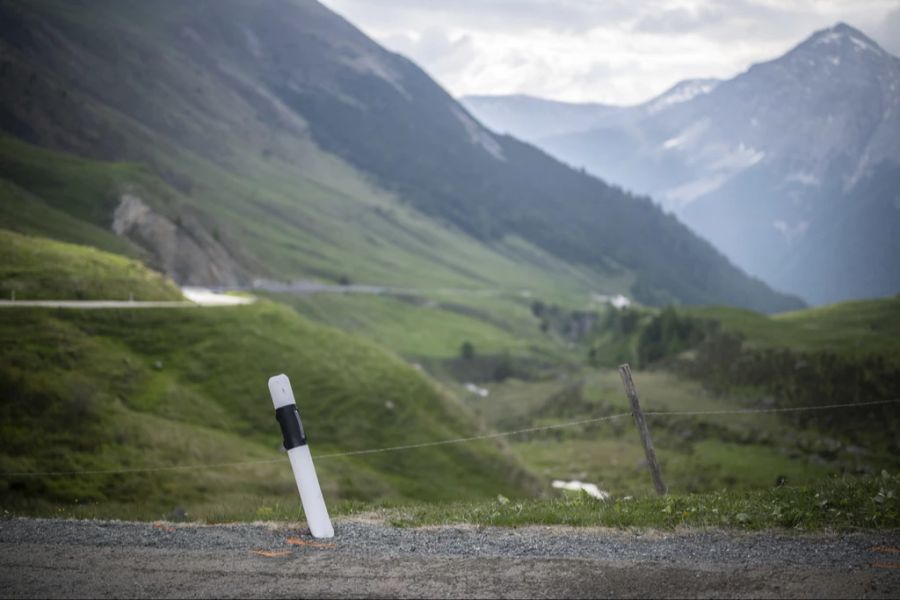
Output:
top-left (464, 370), bottom-right (868, 497)
top-left (0, 300), bottom-right (540, 520)
top-left (443, 297), bottom-right (900, 499)
top-left (687, 296), bottom-right (900, 360)
top-left (267, 289), bottom-right (584, 361)
top-left (0, 137), bottom-right (149, 259)
top-left (0, 124), bottom-right (615, 301)
top-left (0, 135), bottom-right (153, 231)
top-left (0, 229), bottom-right (182, 300)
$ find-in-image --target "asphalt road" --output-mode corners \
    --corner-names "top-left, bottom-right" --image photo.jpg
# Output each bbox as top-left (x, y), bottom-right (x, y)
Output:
top-left (1, 518), bottom-right (898, 598)
top-left (0, 288), bottom-right (255, 309)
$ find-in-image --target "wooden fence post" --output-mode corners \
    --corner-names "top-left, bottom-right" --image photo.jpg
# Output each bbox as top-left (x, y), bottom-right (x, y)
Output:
top-left (618, 363), bottom-right (667, 496)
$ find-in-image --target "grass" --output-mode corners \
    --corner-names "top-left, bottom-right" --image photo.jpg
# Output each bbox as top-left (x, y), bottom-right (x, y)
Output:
top-left (0, 135), bottom-right (160, 230)
top-left (0, 229), bottom-right (182, 300)
top-left (688, 297), bottom-right (900, 361)
top-left (17, 472), bottom-right (899, 532)
top-left (462, 368), bottom-right (899, 499)
top-left (0, 121), bottom-right (617, 307)
top-left (0, 178), bottom-right (142, 260)
top-left (266, 289), bottom-right (587, 369)
top-left (0, 299), bottom-right (542, 521)
top-left (378, 472), bottom-right (900, 530)
top-left (267, 292), bottom-right (536, 360)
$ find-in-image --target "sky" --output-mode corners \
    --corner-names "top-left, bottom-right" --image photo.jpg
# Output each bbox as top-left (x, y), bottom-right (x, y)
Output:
top-left (320, 0), bottom-right (900, 105)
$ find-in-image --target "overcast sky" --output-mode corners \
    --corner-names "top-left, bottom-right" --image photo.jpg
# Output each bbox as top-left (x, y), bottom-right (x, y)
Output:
top-left (320, 0), bottom-right (900, 105)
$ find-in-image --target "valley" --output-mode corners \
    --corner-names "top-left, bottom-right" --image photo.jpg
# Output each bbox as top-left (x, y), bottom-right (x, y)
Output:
top-left (3, 231), bottom-right (897, 525)
top-left (0, 0), bottom-right (897, 541)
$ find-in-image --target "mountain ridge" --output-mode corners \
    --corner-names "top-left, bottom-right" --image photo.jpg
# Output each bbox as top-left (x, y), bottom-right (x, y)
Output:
top-left (0, 0), bottom-right (802, 312)
top-left (463, 22), bottom-right (900, 305)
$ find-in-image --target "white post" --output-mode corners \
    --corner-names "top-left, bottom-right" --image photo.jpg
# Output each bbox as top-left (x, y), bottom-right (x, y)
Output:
top-left (268, 374), bottom-right (334, 539)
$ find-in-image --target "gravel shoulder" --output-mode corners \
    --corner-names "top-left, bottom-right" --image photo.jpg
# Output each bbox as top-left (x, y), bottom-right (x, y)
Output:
top-left (1, 518), bottom-right (898, 598)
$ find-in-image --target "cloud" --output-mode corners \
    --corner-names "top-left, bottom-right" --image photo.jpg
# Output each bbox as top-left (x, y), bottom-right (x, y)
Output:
top-left (634, 4), bottom-right (727, 34)
top-left (323, 0), bottom-right (635, 33)
top-left (382, 28), bottom-right (478, 75)
top-left (877, 6), bottom-right (900, 55)
top-left (321, 0), bottom-right (900, 104)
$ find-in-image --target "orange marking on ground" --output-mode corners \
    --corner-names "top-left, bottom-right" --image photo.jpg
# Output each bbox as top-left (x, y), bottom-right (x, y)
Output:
top-left (252, 550), bottom-right (291, 558)
top-left (869, 546), bottom-right (900, 554)
top-left (286, 536), bottom-right (335, 549)
top-left (152, 523), bottom-right (175, 533)
top-left (871, 562), bottom-right (900, 570)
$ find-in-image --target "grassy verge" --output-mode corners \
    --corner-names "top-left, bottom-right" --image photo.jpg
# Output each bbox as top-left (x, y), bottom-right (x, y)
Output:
top-left (25, 473), bottom-right (897, 532)
top-left (375, 472), bottom-right (900, 530)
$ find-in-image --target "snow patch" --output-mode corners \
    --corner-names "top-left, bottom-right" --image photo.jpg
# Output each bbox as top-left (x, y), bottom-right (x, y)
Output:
top-left (815, 31), bottom-right (844, 46)
top-left (850, 35), bottom-right (879, 53)
top-left (591, 293), bottom-right (631, 309)
top-left (710, 144), bottom-right (764, 171)
top-left (552, 480), bottom-right (610, 500)
top-left (814, 27), bottom-right (881, 54)
top-left (182, 288), bottom-right (255, 306)
top-left (659, 119), bottom-right (711, 154)
top-left (464, 382), bottom-right (489, 398)
top-left (451, 106), bottom-right (505, 161)
top-left (647, 80), bottom-right (719, 114)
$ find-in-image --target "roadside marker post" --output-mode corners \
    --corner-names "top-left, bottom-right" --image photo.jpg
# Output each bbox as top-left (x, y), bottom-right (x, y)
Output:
top-left (269, 374), bottom-right (335, 539)
top-left (618, 364), bottom-right (668, 496)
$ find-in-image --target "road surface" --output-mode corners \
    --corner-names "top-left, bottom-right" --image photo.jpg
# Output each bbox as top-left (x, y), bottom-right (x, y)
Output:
top-left (0, 288), bottom-right (255, 309)
top-left (1, 518), bottom-right (898, 598)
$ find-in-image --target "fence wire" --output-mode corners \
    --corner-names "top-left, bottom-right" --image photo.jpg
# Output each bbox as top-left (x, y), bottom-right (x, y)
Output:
top-left (2, 398), bottom-right (897, 478)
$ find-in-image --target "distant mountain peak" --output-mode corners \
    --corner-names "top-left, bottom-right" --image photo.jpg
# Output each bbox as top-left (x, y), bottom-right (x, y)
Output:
top-left (645, 78), bottom-right (721, 113)
top-left (804, 21), bottom-right (886, 56)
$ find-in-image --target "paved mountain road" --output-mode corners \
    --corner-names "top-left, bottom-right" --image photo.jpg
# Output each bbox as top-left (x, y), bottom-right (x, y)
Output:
top-left (0, 288), bottom-right (255, 309)
top-left (1, 519), bottom-right (898, 598)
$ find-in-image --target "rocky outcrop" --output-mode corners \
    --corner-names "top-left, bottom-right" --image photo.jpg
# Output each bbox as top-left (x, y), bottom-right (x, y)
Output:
top-left (112, 193), bottom-right (247, 286)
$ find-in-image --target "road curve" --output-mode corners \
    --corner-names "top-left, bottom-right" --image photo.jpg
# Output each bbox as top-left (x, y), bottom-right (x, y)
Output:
top-left (1, 518), bottom-right (897, 599)
top-left (0, 288), bottom-right (255, 309)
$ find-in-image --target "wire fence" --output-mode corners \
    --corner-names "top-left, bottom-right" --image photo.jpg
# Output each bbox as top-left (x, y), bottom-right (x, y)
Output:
top-left (2, 398), bottom-right (897, 479)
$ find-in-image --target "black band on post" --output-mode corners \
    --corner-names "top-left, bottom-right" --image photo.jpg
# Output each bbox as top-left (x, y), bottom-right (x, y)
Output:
top-left (275, 405), bottom-right (307, 450)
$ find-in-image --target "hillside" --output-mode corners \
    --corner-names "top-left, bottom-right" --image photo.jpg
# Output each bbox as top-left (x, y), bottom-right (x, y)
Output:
top-left (0, 229), bottom-right (182, 301)
top-left (470, 296), bottom-right (900, 499)
top-left (464, 23), bottom-right (900, 305)
top-left (688, 295), bottom-right (900, 361)
top-left (0, 0), bottom-right (801, 312)
top-left (0, 292), bottom-right (540, 520)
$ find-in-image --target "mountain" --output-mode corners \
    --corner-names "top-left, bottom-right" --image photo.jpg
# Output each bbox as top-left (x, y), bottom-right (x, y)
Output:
top-left (463, 23), bottom-right (900, 305)
top-left (462, 78), bottom-right (720, 144)
top-left (0, 0), bottom-right (801, 312)
top-left (458, 94), bottom-right (624, 142)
